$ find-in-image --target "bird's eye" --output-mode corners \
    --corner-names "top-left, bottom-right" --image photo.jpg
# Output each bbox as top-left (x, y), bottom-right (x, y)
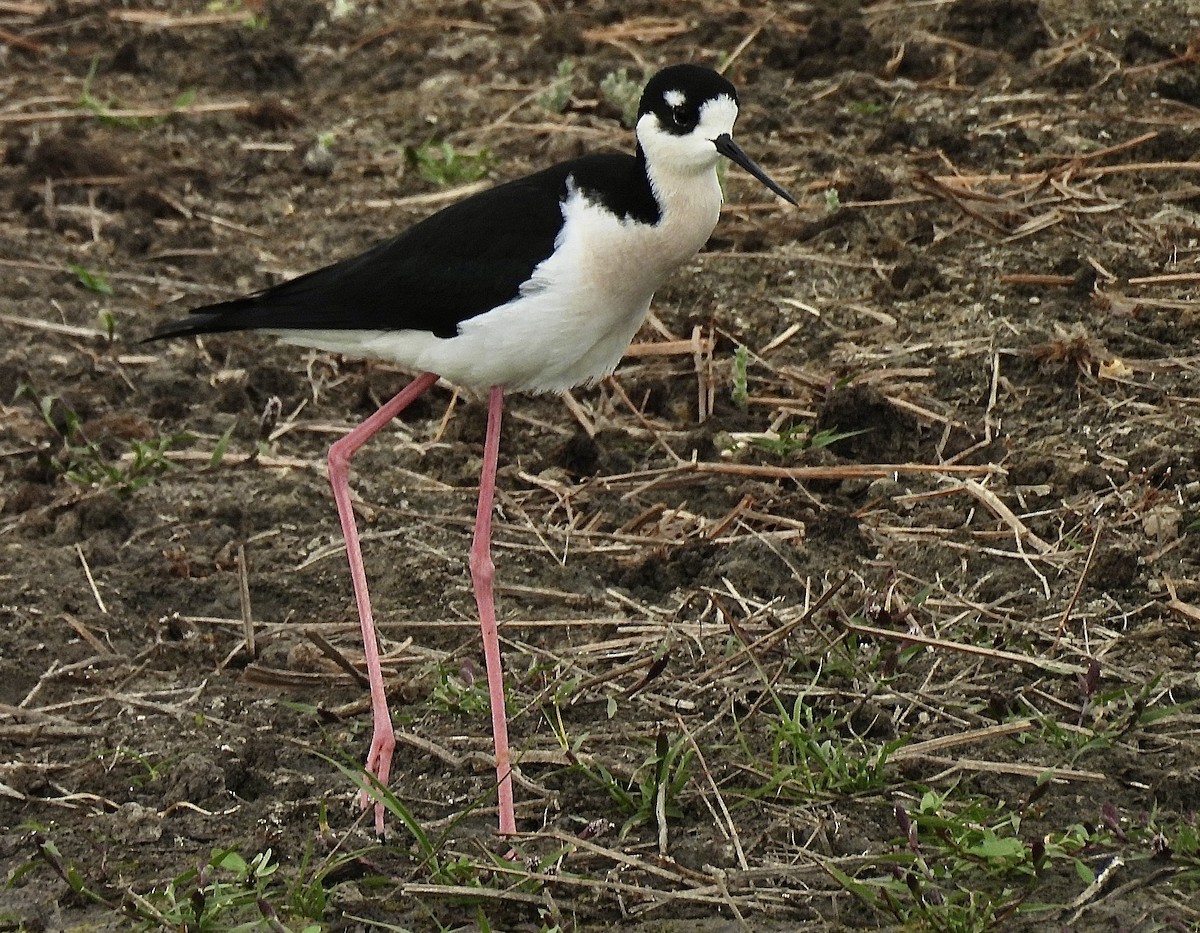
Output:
top-left (670, 104), bottom-right (690, 126)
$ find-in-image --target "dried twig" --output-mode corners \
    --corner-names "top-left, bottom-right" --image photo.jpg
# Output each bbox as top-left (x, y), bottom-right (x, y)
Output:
top-left (237, 545), bottom-right (256, 658)
top-left (305, 630), bottom-right (371, 688)
top-left (961, 479), bottom-right (1054, 554)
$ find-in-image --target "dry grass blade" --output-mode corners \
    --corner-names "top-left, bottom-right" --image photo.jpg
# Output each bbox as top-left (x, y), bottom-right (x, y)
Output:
top-left (75, 543), bottom-right (107, 614)
top-left (1127, 271), bottom-right (1200, 286)
top-left (889, 719), bottom-right (1034, 760)
top-left (61, 612), bottom-right (115, 656)
top-left (1057, 520), bottom-right (1103, 634)
top-left (0, 101), bottom-right (255, 126)
top-left (1162, 577), bottom-right (1200, 625)
top-left (919, 756), bottom-right (1107, 782)
top-left (699, 574), bottom-right (850, 685)
top-left (581, 17), bottom-right (690, 43)
top-left (0, 25), bottom-right (44, 52)
top-left (692, 460), bottom-right (1000, 482)
top-left (839, 618), bottom-right (1086, 675)
top-left (0, 311), bottom-right (110, 339)
top-left (236, 544), bottom-right (256, 658)
top-left (107, 10), bottom-right (258, 26)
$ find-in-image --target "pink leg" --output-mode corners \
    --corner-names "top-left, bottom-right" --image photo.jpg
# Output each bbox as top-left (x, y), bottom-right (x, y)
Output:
top-left (327, 370), bottom-right (439, 836)
top-left (470, 385), bottom-right (516, 836)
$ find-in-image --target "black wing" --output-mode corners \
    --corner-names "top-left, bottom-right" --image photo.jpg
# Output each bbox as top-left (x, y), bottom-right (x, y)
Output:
top-left (148, 152), bottom-right (644, 342)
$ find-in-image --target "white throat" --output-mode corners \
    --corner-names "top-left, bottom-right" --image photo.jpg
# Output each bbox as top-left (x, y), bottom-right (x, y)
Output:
top-left (634, 93), bottom-right (738, 258)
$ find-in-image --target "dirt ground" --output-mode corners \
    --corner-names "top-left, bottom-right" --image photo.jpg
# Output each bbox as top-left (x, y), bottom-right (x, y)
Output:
top-left (2, 0), bottom-right (1199, 930)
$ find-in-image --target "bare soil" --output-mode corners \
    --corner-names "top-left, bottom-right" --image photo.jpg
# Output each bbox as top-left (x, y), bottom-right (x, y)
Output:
top-left (2, 1), bottom-right (1199, 930)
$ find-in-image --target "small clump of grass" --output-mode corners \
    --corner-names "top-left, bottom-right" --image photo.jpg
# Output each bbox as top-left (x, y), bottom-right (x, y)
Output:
top-left (573, 731), bottom-right (694, 840)
top-left (78, 57), bottom-right (197, 128)
top-left (29, 393), bottom-right (182, 492)
top-left (327, 753), bottom-right (515, 882)
top-left (740, 694), bottom-right (899, 801)
top-left (429, 663), bottom-right (489, 717)
top-left (846, 100), bottom-right (887, 117)
top-left (302, 131), bottom-right (337, 176)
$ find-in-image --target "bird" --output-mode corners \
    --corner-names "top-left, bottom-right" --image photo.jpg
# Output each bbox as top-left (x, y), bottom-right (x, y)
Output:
top-left (148, 63), bottom-right (795, 840)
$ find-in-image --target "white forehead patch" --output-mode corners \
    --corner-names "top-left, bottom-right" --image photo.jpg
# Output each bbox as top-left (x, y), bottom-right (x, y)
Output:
top-left (663, 89), bottom-right (686, 107)
top-left (698, 94), bottom-right (739, 134)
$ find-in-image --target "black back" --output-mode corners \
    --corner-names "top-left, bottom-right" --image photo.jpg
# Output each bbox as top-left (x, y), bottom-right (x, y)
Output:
top-left (150, 151), bottom-right (658, 340)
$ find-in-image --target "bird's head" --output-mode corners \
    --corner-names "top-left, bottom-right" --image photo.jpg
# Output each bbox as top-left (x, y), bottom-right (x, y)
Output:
top-left (635, 64), bottom-right (796, 205)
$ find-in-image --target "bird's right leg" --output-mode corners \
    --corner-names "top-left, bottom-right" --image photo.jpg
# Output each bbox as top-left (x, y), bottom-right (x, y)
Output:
top-left (326, 370), bottom-right (439, 837)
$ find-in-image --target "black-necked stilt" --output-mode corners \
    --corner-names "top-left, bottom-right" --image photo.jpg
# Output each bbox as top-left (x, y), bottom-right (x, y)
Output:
top-left (149, 64), bottom-right (795, 839)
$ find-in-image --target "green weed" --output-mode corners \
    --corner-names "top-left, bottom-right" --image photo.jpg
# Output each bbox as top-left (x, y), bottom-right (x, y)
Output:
top-left (98, 308), bottom-right (117, 341)
top-left (411, 141), bottom-right (492, 187)
top-left (70, 263), bottom-right (113, 295)
top-left (31, 393), bottom-right (181, 491)
top-left (125, 847), bottom-right (322, 931)
top-left (329, 754), bottom-right (507, 883)
top-left (846, 100), bottom-right (887, 117)
top-left (429, 664), bottom-right (489, 717)
top-left (538, 59), bottom-right (576, 113)
top-left (600, 68), bottom-right (643, 128)
top-left (750, 423), bottom-right (868, 457)
top-left (209, 421), bottom-right (238, 467)
top-left (828, 789), bottom-right (1104, 930)
top-left (575, 732), bottom-right (694, 839)
top-left (7, 834), bottom-right (113, 909)
top-left (1023, 673), bottom-right (1166, 763)
top-left (101, 746), bottom-right (168, 784)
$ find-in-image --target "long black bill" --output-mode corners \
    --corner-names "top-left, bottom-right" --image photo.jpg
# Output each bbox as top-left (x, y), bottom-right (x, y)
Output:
top-left (713, 134), bottom-right (797, 205)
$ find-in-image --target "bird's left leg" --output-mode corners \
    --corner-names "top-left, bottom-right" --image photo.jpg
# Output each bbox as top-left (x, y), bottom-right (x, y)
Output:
top-left (468, 385), bottom-right (517, 837)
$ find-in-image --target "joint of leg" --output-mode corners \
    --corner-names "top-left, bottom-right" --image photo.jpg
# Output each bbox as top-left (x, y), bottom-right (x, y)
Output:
top-left (468, 551), bottom-right (495, 585)
top-left (328, 437), bottom-right (353, 476)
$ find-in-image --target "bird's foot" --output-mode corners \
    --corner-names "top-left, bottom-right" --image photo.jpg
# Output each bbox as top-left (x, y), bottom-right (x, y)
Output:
top-left (359, 723), bottom-right (395, 838)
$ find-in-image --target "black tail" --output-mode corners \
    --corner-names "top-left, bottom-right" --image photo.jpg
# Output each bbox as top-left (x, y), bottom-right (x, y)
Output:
top-left (143, 292), bottom-right (313, 343)
top-left (144, 243), bottom-right (401, 343)
top-left (143, 308), bottom-right (232, 342)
